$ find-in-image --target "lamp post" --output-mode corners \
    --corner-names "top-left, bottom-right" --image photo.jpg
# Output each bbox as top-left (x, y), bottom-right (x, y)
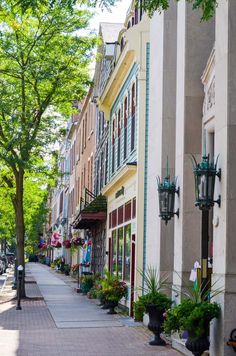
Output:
top-left (16, 265), bottom-right (24, 310)
top-left (192, 153), bottom-right (221, 283)
top-left (157, 159), bottom-right (179, 225)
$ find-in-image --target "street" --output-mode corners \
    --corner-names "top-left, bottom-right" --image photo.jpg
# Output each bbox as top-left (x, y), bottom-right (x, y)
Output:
top-left (0, 263), bottom-right (181, 356)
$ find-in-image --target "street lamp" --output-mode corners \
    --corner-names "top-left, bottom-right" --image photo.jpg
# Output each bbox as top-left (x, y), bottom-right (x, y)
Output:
top-left (157, 161), bottom-right (179, 225)
top-left (192, 152), bottom-right (221, 283)
top-left (192, 154), bottom-right (221, 210)
top-left (16, 264), bottom-right (24, 310)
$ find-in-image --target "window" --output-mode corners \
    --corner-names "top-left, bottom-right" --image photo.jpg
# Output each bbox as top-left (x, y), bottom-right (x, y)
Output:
top-left (124, 224), bottom-right (131, 281)
top-left (112, 118), bottom-right (115, 173)
top-left (132, 197), bottom-right (136, 219)
top-left (84, 113), bottom-right (87, 148)
top-left (78, 129), bottom-right (81, 160)
top-left (118, 205), bottom-right (124, 225)
top-left (134, 6), bottom-right (138, 24)
top-left (105, 141), bottom-right (108, 185)
top-left (124, 97), bottom-right (128, 160)
top-left (117, 109), bottom-right (121, 168)
top-left (90, 155), bottom-right (93, 193)
top-left (125, 200), bottom-right (131, 222)
top-left (59, 192), bottom-right (63, 214)
top-left (87, 160), bottom-right (90, 192)
top-left (109, 212), bottom-right (112, 229)
top-left (112, 209), bottom-right (117, 228)
top-left (131, 83), bottom-right (136, 151)
top-left (118, 228), bottom-right (123, 279)
top-left (112, 230), bottom-right (117, 275)
top-left (82, 120), bottom-right (84, 154)
top-left (83, 165), bottom-right (86, 188)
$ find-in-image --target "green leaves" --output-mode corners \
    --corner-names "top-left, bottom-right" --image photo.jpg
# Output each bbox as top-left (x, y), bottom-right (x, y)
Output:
top-left (164, 299), bottom-right (221, 338)
top-left (0, 0), bottom-right (95, 172)
top-left (139, 0), bottom-right (217, 21)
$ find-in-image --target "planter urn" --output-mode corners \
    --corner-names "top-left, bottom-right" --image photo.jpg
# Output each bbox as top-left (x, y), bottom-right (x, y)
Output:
top-left (185, 334), bottom-right (209, 356)
top-left (106, 301), bottom-right (118, 315)
top-left (146, 304), bottom-right (166, 346)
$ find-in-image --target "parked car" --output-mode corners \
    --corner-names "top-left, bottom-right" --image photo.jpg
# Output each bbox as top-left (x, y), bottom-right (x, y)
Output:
top-left (0, 253), bottom-right (8, 273)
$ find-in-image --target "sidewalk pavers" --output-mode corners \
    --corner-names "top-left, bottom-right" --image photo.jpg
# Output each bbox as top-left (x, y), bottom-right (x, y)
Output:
top-left (0, 263), bottom-right (182, 356)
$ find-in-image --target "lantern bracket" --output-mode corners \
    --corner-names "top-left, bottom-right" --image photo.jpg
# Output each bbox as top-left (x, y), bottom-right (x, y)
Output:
top-left (175, 208), bottom-right (179, 218)
top-left (216, 168), bottom-right (221, 181)
top-left (175, 187), bottom-right (180, 197)
top-left (214, 195), bottom-right (221, 208)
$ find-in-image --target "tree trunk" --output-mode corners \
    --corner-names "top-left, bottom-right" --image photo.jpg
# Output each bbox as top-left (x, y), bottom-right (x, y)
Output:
top-left (15, 168), bottom-right (26, 298)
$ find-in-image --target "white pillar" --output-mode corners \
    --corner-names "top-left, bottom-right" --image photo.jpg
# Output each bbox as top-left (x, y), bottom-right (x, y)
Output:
top-left (146, 1), bottom-right (177, 284)
top-left (174, 0), bottom-right (215, 289)
top-left (211, 1), bottom-right (236, 354)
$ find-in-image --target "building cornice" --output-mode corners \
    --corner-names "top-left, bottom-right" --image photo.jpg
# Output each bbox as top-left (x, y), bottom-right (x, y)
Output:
top-left (101, 163), bottom-right (137, 196)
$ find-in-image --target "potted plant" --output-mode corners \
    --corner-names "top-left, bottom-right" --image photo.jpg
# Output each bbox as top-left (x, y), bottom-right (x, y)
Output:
top-left (163, 277), bottom-right (221, 356)
top-left (80, 274), bottom-right (94, 294)
top-left (134, 266), bottom-right (172, 346)
top-left (71, 263), bottom-right (79, 276)
top-left (99, 271), bottom-right (127, 314)
top-left (64, 264), bottom-right (70, 276)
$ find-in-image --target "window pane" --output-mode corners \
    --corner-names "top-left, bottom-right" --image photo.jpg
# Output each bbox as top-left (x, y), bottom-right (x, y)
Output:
top-left (112, 230), bottom-right (117, 275)
top-left (118, 228), bottom-right (123, 279)
top-left (124, 224), bottom-right (131, 282)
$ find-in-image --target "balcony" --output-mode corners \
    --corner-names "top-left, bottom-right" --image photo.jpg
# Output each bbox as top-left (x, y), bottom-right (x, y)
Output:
top-left (73, 188), bottom-right (107, 229)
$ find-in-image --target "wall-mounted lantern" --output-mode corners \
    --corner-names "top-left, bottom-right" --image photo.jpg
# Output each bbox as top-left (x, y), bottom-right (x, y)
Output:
top-left (191, 154), bottom-right (221, 211)
top-left (157, 159), bottom-right (179, 225)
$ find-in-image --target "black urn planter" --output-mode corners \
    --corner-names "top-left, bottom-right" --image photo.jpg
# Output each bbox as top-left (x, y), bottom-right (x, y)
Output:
top-left (146, 304), bottom-right (166, 346)
top-left (106, 301), bottom-right (118, 315)
top-left (101, 302), bottom-right (109, 309)
top-left (185, 334), bottom-right (210, 356)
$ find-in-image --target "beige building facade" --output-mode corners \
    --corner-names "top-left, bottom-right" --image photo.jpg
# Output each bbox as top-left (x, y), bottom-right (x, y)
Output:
top-left (145, 0), bottom-right (236, 355)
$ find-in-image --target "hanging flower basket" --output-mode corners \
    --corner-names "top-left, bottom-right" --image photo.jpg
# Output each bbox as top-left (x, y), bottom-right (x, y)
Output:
top-left (54, 241), bottom-right (62, 248)
top-left (63, 240), bottom-right (72, 248)
top-left (72, 237), bottom-right (85, 247)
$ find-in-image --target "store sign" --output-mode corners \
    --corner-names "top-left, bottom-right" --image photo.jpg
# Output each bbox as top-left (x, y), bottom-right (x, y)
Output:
top-left (115, 186), bottom-right (124, 199)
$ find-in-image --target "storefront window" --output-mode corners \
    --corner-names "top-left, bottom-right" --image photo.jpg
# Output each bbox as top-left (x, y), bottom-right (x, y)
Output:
top-left (118, 227), bottom-right (123, 278)
top-left (112, 230), bottom-right (117, 275)
top-left (124, 224), bottom-right (131, 282)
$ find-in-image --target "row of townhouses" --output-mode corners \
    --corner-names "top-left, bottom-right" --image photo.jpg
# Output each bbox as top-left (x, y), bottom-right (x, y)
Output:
top-left (44, 1), bottom-right (236, 355)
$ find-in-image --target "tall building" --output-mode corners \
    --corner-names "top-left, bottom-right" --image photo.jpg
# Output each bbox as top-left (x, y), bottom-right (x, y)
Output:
top-left (145, 1), bottom-right (236, 355)
top-left (99, 2), bottom-right (150, 314)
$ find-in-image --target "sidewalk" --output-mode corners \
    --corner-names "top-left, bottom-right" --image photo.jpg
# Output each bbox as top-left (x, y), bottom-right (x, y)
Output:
top-left (0, 263), bottom-right (182, 356)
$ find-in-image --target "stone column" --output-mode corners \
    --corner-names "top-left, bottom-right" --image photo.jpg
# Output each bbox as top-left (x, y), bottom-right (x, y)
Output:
top-left (173, 0), bottom-right (215, 292)
top-left (146, 1), bottom-right (177, 286)
top-left (211, 1), bottom-right (236, 355)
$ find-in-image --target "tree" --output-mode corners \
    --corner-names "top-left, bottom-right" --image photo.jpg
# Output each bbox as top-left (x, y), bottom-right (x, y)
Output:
top-left (141, 0), bottom-right (216, 20)
top-left (0, 0), bottom-right (96, 296)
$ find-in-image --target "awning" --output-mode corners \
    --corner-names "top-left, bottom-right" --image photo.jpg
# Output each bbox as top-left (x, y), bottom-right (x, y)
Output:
top-left (73, 211), bottom-right (107, 229)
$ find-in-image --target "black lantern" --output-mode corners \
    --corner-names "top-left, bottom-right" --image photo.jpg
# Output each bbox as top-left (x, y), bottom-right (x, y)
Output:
top-left (157, 175), bottom-right (179, 225)
top-left (192, 154), bottom-right (221, 210)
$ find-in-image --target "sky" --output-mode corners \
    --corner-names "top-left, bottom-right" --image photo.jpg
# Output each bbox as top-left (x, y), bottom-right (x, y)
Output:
top-left (87, 0), bottom-right (130, 74)
top-left (90, 0), bottom-right (129, 33)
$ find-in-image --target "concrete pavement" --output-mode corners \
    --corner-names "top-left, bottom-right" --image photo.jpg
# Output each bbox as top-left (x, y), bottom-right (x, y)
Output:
top-left (0, 263), bottom-right (182, 356)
